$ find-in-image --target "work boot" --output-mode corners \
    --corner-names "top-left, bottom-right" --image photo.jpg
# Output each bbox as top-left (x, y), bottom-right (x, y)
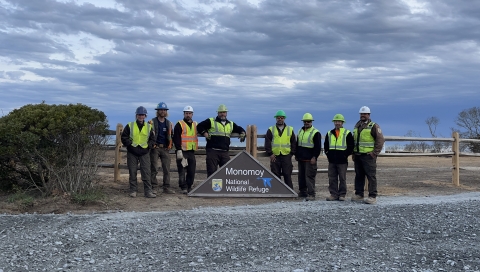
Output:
top-left (338, 196), bottom-right (346, 201)
top-left (364, 197), bottom-right (377, 204)
top-left (351, 194), bottom-right (364, 202)
top-left (187, 187), bottom-right (192, 193)
top-left (129, 192), bottom-right (137, 198)
top-left (145, 192), bottom-right (157, 198)
top-left (181, 188), bottom-right (188, 194)
top-left (326, 195), bottom-right (338, 201)
top-left (306, 195), bottom-right (315, 201)
top-left (163, 188), bottom-right (176, 194)
top-left (152, 187), bottom-right (158, 194)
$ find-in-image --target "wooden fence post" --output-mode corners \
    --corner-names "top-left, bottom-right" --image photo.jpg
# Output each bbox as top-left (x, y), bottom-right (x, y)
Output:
top-left (251, 125), bottom-right (258, 158)
top-left (452, 131), bottom-right (460, 186)
top-left (114, 123), bottom-right (123, 182)
top-left (246, 125), bottom-right (252, 155)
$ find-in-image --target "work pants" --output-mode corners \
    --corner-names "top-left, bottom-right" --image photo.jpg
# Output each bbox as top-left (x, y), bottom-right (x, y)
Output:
top-left (270, 154), bottom-right (293, 189)
top-left (206, 148), bottom-right (230, 177)
top-left (177, 150), bottom-right (196, 190)
top-left (328, 163), bottom-right (348, 198)
top-left (127, 151), bottom-right (152, 194)
top-left (150, 147), bottom-right (171, 189)
top-left (354, 154), bottom-right (377, 198)
top-left (297, 160), bottom-right (317, 197)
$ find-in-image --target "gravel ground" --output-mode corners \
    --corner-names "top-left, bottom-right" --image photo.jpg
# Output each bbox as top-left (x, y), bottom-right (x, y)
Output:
top-left (1, 193), bottom-right (480, 272)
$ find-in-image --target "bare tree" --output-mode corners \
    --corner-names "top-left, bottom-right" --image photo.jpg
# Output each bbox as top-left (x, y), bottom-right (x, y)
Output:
top-left (404, 130), bottom-right (429, 152)
top-left (455, 107), bottom-right (480, 152)
top-left (426, 116), bottom-right (445, 152)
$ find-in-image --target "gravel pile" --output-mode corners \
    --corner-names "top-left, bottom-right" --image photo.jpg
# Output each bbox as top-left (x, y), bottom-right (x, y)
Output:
top-left (1, 192), bottom-right (479, 271)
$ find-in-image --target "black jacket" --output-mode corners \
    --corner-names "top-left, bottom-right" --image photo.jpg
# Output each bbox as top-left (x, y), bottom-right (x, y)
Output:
top-left (295, 127), bottom-right (321, 161)
top-left (197, 117), bottom-right (245, 151)
top-left (324, 128), bottom-right (354, 164)
top-left (121, 120), bottom-right (156, 156)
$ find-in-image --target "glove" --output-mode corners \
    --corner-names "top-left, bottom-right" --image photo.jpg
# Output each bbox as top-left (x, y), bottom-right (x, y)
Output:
top-left (181, 158), bottom-right (188, 167)
top-left (176, 150), bottom-right (184, 160)
top-left (239, 132), bottom-right (246, 143)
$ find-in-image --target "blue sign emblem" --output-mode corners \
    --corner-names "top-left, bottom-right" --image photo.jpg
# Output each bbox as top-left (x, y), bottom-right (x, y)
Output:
top-left (257, 177), bottom-right (272, 188)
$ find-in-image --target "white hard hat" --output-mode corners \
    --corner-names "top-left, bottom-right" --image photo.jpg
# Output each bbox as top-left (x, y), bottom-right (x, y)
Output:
top-left (183, 105), bottom-right (194, 112)
top-left (359, 106), bottom-right (371, 114)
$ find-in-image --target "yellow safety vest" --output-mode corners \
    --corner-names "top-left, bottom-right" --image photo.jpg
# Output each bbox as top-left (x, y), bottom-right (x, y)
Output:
top-left (353, 122), bottom-right (375, 153)
top-left (327, 128), bottom-right (349, 150)
top-left (269, 125), bottom-right (293, 155)
top-left (298, 127), bottom-right (319, 148)
top-left (129, 121), bottom-right (152, 148)
top-left (178, 120), bottom-right (198, 151)
top-left (208, 118), bottom-right (233, 137)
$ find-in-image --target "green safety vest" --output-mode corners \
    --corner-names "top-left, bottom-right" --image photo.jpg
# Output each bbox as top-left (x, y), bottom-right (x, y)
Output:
top-left (269, 125), bottom-right (293, 155)
top-left (129, 121), bottom-right (152, 148)
top-left (178, 120), bottom-right (198, 151)
top-left (353, 122), bottom-right (375, 153)
top-left (328, 128), bottom-right (349, 150)
top-left (208, 118), bottom-right (233, 138)
top-left (298, 127), bottom-right (319, 148)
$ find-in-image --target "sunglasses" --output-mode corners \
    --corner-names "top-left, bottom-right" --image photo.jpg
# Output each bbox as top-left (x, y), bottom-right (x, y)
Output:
top-left (276, 117), bottom-right (285, 119)
top-left (303, 121), bottom-right (312, 123)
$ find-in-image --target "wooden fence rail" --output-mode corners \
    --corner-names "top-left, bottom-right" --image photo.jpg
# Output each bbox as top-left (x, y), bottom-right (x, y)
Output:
top-left (110, 124), bottom-right (479, 186)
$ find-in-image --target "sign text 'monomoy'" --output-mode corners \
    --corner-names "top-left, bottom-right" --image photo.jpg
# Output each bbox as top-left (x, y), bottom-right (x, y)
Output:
top-left (188, 151), bottom-right (297, 197)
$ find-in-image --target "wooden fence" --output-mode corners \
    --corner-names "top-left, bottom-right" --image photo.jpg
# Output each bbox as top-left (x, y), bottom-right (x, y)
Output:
top-left (107, 124), bottom-right (480, 186)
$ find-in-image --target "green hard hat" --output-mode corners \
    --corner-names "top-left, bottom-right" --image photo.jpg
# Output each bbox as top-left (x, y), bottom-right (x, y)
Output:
top-left (302, 113), bottom-right (314, 121)
top-left (217, 104), bottom-right (228, 112)
top-left (332, 114), bottom-right (346, 122)
top-left (274, 110), bottom-right (286, 118)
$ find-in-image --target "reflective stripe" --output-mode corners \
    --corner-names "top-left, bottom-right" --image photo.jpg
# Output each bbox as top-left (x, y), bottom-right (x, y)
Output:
top-left (208, 118), bottom-right (233, 137)
top-left (179, 120), bottom-right (198, 151)
top-left (354, 122), bottom-right (375, 153)
top-left (129, 121), bottom-right (151, 148)
top-left (270, 125), bottom-right (292, 155)
top-left (328, 128), bottom-right (349, 150)
top-left (298, 127), bottom-right (319, 148)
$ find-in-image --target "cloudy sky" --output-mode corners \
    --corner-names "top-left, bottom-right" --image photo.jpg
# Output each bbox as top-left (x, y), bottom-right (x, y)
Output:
top-left (1, 0), bottom-right (478, 143)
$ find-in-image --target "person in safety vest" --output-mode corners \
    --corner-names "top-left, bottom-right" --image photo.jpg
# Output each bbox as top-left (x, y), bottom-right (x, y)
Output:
top-left (295, 113), bottom-right (322, 201)
top-left (173, 106), bottom-right (198, 194)
top-left (149, 102), bottom-right (175, 194)
top-left (324, 114), bottom-right (354, 201)
top-left (121, 106), bottom-right (157, 198)
top-left (197, 104), bottom-right (246, 177)
top-left (264, 110), bottom-right (297, 189)
top-left (351, 106), bottom-right (385, 204)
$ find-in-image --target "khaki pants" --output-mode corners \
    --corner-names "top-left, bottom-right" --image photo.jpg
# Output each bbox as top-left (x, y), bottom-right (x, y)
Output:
top-left (150, 147), bottom-right (171, 189)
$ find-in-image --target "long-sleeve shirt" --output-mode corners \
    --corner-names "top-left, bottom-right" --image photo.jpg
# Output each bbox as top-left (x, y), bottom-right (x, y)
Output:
top-left (121, 120), bottom-right (156, 156)
top-left (196, 116), bottom-right (245, 151)
top-left (324, 128), bottom-right (354, 164)
top-left (353, 119), bottom-right (385, 156)
top-left (264, 124), bottom-right (297, 156)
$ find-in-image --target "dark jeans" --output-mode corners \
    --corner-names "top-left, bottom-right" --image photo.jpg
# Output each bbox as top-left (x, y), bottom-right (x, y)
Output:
top-left (297, 160), bottom-right (317, 196)
top-left (150, 147), bottom-right (171, 188)
top-left (177, 150), bottom-right (196, 190)
top-left (328, 163), bottom-right (348, 197)
top-left (127, 151), bottom-right (152, 194)
top-left (206, 148), bottom-right (230, 177)
top-left (270, 154), bottom-right (293, 189)
top-left (354, 154), bottom-right (377, 198)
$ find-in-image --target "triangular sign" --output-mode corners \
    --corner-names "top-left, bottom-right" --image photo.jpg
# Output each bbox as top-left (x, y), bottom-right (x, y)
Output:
top-left (189, 151), bottom-right (298, 197)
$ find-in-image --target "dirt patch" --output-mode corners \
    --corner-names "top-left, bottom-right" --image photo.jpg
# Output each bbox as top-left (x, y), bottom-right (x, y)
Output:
top-left (1, 153), bottom-right (479, 214)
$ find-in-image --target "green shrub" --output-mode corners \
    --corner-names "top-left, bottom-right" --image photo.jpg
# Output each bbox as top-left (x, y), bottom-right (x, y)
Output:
top-left (71, 189), bottom-right (105, 205)
top-left (0, 102), bottom-right (110, 196)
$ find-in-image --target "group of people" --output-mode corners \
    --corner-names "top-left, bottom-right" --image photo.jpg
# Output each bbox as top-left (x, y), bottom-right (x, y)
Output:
top-left (264, 106), bottom-right (384, 204)
top-left (120, 103), bottom-right (245, 198)
top-left (121, 103), bottom-right (385, 204)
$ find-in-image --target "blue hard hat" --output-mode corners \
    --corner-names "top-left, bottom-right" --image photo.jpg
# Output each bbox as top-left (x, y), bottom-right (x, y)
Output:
top-left (155, 102), bottom-right (169, 110)
top-left (135, 106), bottom-right (148, 115)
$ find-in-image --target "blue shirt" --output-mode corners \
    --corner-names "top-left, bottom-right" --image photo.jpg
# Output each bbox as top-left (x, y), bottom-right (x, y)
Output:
top-left (156, 120), bottom-right (167, 144)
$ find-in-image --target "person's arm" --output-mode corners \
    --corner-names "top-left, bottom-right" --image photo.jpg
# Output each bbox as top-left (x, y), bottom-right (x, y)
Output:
top-left (312, 132), bottom-right (322, 159)
top-left (196, 118), bottom-right (212, 138)
top-left (148, 127), bottom-right (156, 149)
top-left (121, 124), bottom-right (132, 147)
top-left (324, 131), bottom-right (330, 154)
top-left (289, 129), bottom-right (296, 155)
top-left (232, 122), bottom-right (246, 135)
top-left (264, 128), bottom-right (274, 156)
top-left (173, 122), bottom-right (183, 150)
top-left (346, 131), bottom-right (354, 156)
top-left (371, 124), bottom-right (385, 156)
